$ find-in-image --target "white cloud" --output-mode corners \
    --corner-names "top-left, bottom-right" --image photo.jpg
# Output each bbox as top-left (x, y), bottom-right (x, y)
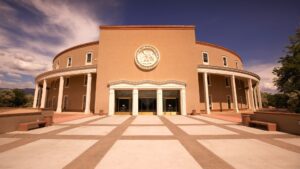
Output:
top-left (6, 72), bottom-right (22, 78)
top-left (245, 63), bottom-right (279, 93)
top-left (0, 80), bottom-right (34, 89)
top-left (0, 0), bottom-right (120, 88)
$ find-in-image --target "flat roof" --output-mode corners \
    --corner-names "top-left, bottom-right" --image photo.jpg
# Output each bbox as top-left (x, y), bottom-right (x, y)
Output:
top-left (99, 25), bottom-right (196, 30)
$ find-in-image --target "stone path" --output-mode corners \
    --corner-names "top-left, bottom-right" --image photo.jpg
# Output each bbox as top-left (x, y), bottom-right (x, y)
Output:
top-left (0, 115), bottom-right (299, 169)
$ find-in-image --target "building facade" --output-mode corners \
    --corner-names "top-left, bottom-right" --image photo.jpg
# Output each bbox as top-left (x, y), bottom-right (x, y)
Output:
top-left (33, 25), bottom-right (262, 115)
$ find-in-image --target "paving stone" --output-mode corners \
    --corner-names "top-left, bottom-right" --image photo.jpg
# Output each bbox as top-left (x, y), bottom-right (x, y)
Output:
top-left (0, 139), bottom-right (97, 169)
top-left (226, 124), bottom-right (286, 134)
top-left (58, 126), bottom-right (116, 136)
top-left (179, 125), bottom-right (238, 135)
top-left (90, 115), bottom-right (130, 124)
top-left (165, 116), bottom-right (206, 124)
top-left (198, 139), bottom-right (300, 169)
top-left (123, 126), bottom-right (173, 135)
top-left (95, 140), bottom-right (202, 169)
top-left (275, 138), bottom-right (300, 147)
top-left (131, 116), bottom-right (162, 124)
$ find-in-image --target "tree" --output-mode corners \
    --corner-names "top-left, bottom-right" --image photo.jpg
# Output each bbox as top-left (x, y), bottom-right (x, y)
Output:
top-left (12, 89), bottom-right (27, 107)
top-left (0, 90), bottom-right (15, 107)
top-left (273, 28), bottom-right (300, 113)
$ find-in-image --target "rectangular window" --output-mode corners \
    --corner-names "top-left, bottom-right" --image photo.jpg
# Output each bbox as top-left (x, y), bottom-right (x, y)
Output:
top-left (65, 77), bottom-right (70, 88)
top-left (225, 77), bottom-right (230, 87)
top-left (209, 95), bottom-right (212, 110)
top-left (235, 61), bottom-right (238, 68)
top-left (67, 57), bottom-right (72, 67)
top-left (223, 56), bottom-right (227, 67)
top-left (84, 75), bottom-right (87, 86)
top-left (207, 74), bottom-right (211, 86)
top-left (86, 52), bottom-right (92, 64)
top-left (63, 95), bottom-right (68, 110)
top-left (227, 95), bottom-right (231, 109)
top-left (82, 95), bottom-right (86, 110)
top-left (202, 52), bottom-right (209, 64)
top-left (238, 79), bottom-right (242, 89)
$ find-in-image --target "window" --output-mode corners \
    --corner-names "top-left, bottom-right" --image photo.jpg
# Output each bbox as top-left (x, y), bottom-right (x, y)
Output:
top-left (83, 75), bottom-right (87, 86)
top-left (85, 52), bottom-right (93, 65)
top-left (223, 56), bottom-right (228, 67)
top-left (67, 57), bottom-right (72, 67)
top-left (82, 95), bottom-right (86, 110)
top-left (202, 52), bottom-right (209, 64)
top-left (209, 95), bottom-right (213, 110)
top-left (65, 77), bottom-right (70, 88)
top-left (238, 79), bottom-right (242, 89)
top-left (235, 61), bottom-right (238, 68)
top-left (225, 77), bottom-right (230, 87)
top-left (207, 74), bottom-right (211, 86)
top-left (56, 60), bottom-right (60, 69)
top-left (227, 95), bottom-right (231, 109)
top-left (63, 95), bottom-right (68, 110)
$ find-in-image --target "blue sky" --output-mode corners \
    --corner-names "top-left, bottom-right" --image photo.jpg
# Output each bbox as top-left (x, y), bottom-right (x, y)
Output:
top-left (0, 0), bottom-right (299, 93)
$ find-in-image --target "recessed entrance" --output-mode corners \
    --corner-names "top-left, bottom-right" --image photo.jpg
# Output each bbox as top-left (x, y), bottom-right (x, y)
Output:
top-left (115, 90), bottom-right (132, 115)
top-left (138, 90), bottom-right (156, 115)
top-left (163, 90), bottom-right (180, 115)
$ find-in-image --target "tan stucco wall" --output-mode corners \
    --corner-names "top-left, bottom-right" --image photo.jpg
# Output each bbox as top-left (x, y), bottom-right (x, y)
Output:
top-left (95, 28), bottom-right (203, 114)
top-left (53, 42), bottom-right (98, 70)
top-left (196, 43), bottom-right (243, 69)
top-left (199, 74), bottom-right (247, 111)
top-left (35, 25), bottom-right (258, 114)
top-left (45, 74), bottom-right (96, 112)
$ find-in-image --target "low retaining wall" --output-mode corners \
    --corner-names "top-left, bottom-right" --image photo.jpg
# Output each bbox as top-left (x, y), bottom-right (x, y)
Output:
top-left (251, 112), bottom-right (300, 135)
top-left (0, 112), bottom-right (43, 134)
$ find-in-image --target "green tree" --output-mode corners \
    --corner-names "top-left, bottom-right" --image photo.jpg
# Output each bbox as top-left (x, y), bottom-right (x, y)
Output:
top-left (273, 28), bottom-right (300, 113)
top-left (12, 89), bottom-right (27, 107)
top-left (0, 90), bottom-right (15, 106)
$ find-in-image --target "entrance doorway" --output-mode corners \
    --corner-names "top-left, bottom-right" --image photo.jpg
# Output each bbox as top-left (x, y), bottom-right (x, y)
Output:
top-left (163, 90), bottom-right (180, 115)
top-left (115, 90), bottom-right (132, 115)
top-left (138, 90), bottom-right (156, 115)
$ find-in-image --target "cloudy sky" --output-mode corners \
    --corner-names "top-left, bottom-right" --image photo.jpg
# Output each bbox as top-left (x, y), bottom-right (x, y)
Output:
top-left (0, 0), bottom-right (299, 93)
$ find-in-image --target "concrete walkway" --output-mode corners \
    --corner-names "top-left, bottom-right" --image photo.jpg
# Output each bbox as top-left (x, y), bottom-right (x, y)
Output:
top-left (0, 115), bottom-right (299, 169)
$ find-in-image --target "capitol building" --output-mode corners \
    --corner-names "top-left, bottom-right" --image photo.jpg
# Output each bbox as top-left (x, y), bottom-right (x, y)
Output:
top-left (33, 25), bottom-right (262, 115)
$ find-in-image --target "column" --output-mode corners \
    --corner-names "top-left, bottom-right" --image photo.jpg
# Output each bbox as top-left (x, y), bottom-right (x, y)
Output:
top-left (156, 89), bottom-right (163, 116)
top-left (247, 79), bottom-right (255, 111)
top-left (40, 79), bottom-right (47, 108)
top-left (84, 73), bottom-right (92, 114)
top-left (180, 88), bottom-right (187, 115)
top-left (132, 89), bottom-right (139, 116)
top-left (231, 75), bottom-right (239, 113)
top-left (32, 83), bottom-right (39, 108)
top-left (257, 82), bottom-right (262, 109)
top-left (253, 85), bottom-right (258, 109)
top-left (56, 76), bottom-right (64, 113)
top-left (203, 72), bottom-right (210, 114)
top-left (108, 89), bottom-right (115, 116)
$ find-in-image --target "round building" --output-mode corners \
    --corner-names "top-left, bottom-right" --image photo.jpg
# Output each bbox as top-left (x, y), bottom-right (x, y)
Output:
top-left (33, 25), bottom-right (262, 115)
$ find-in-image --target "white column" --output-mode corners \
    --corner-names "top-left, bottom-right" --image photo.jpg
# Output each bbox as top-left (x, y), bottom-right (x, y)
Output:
top-left (257, 82), bottom-right (262, 109)
top-left (33, 83), bottom-right (39, 108)
top-left (253, 85), bottom-right (258, 109)
top-left (157, 89), bottom-right (163, 116)
top-left (84, 73), bottom-right (92, 114)
top-left (56, 76), bottom-right (64, 113)
top-left (203, 72), bottom-right (210, 114)
top-left (248, 79), bottom-right (255, 111)
top-left (180, 88), bottom-right (187, 115)
top-left (132, 89), bottom-right (139, 116)
top-left (108, 89), bottom-right (115, 116)
top-left (40, 79), bottom-right (47, 108)
top-left (231, 75), bottom-right (239, 113)
top-left (246, 88), bottom-right (251, 109)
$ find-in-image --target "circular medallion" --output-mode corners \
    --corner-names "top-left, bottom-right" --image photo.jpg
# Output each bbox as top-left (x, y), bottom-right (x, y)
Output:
top-left (135, 45), bottom-right (160, 70)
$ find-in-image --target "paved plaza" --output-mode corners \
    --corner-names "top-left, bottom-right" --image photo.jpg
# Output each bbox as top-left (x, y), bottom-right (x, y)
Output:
top-left (0, 115), bottom-right (299, 169)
